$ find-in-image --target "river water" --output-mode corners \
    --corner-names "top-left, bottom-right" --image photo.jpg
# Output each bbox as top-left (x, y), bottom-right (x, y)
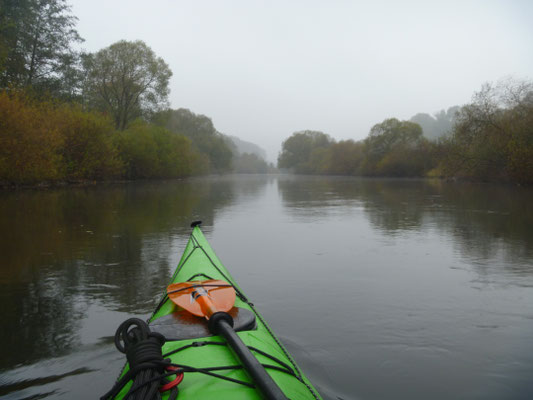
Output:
top-left (1, 175), bottom-right (532, 399)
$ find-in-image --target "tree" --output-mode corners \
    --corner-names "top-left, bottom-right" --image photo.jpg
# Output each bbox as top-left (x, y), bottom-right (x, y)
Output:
top-left (323, 140), bottom-right (365, 175)
top-left (0, 90), bottom-right (64, 183)
top-left (277, 130), bottom-right (333, 173)
top-left (365, 119), bottom-right (423, 158)
top-left (225, 135), bottom-right (267, 160)
top-left (152, 108), bottom-right (233, 172)
top-left (442, 78), bottom-right (533, 183)
top-left (114, 121), bottom-right (208, 179)
top-left (58, 105), bottom-right (123, 180)
top-left (0, 0), bottom-right (83, 95)
top-left (233, 152), bottom-right (269, 173)
top-left (410, 106), bottom-right (460, 140)
top-left (83, 40), bottom-right (172, 130)
top-left (0, 90), bottom-right (126, 183)
top-left (363, 118), bottom-right (430, 176)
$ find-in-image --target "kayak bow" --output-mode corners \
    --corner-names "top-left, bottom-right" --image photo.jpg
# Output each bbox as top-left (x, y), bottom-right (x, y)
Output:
top-left (105, 222), bottom-right (322, 400)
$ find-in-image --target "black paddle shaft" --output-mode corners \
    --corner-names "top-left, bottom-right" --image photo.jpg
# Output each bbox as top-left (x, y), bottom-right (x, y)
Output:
top-left (208, 312), bottom-right (289, 400)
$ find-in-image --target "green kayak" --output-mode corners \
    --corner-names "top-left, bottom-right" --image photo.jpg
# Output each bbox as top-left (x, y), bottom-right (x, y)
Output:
top-left (103, 222), bottom-right (322, 400)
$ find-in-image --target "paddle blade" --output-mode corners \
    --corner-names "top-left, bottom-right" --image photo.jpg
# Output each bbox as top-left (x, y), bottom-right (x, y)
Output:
top-left (167, 280), bottom-right (236, 318)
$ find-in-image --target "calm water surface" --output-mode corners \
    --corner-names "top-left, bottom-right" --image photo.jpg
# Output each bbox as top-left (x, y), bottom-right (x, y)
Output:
top-left (1, 175), bottom-right (532, 399)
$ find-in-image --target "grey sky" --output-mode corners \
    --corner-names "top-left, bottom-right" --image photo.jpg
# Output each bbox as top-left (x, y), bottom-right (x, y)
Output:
top-left (70, 0), bottom-right (533, 161)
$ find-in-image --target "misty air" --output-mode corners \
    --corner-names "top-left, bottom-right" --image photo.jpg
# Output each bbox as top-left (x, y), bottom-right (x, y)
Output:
top-left (0, 1), bottom-right (532, 399)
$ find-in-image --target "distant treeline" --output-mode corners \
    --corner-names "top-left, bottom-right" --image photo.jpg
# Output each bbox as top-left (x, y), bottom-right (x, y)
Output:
top-left (278, 79), bottom-right (533, 185)
top-left (0, 0), bottom-right (271, 185)
top-left (1, 1), bottom-right (530, 185)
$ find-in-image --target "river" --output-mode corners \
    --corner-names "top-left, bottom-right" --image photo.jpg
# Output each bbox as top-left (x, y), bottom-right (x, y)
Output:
top-left (1, 175), bottom-right (532, 399)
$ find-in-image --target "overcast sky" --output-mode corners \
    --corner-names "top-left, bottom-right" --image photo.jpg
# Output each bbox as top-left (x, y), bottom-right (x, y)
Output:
top-left (70, 0), bottom-right (533, 161)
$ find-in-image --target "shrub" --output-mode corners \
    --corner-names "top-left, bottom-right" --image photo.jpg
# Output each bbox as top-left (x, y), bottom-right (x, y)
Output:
top-left (116, 121), bottom-right (208, 179)
top-left (0, 90), bottom-right (63, 183)
top-left (57, 105), bottom-right (123, 180)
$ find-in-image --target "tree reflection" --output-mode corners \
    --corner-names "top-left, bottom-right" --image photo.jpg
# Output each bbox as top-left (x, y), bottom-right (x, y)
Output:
top-left (2, 175), bottom-right (531, 372)
top-left (0, 177), bottom-right (271, 369)
top-left (277, 176), bottom-right (430, 232)
top-left (278, 176), bottom-right (533, 276)
top-left (425, 180), bottom-right (533, 277)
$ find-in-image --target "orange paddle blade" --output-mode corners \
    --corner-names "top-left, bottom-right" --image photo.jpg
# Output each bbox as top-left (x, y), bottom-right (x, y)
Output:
top-left (167, 280), bottom-right (236, 318)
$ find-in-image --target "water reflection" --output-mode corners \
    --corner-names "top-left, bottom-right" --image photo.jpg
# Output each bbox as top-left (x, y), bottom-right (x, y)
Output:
top-left (0, 367), bottom-right (92, 397)
top-left (0, 177), bottom-right (271, 372)
top-left (277, 176), bottom-right (533, 281)
top-left (2, 175), bottom-right (532, 400)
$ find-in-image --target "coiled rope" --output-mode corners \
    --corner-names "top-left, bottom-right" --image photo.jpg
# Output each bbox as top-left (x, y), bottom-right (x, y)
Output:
top-left (101, 318), bottom-right (180, 400)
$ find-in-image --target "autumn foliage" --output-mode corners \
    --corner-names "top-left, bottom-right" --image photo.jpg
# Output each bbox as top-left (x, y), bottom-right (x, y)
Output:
top-left (115, 121), bottom-right (208, 179)
top-left (278, 80), bottom-right (533, 184)
top-left (0, 90), bottom-right (207, 185)
top-left (277, 123), bottom-right (434, 177)
top-left (439, 81), bottom-right (533, 184)
top-left (0, 91), bottom-right (64, 183)
top-left (0, 1), bottom-right (226, 185)
top-left (58, 105), bottom-right (123, 180)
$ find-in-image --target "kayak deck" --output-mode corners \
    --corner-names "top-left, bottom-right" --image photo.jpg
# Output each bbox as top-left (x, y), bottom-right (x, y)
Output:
top-left (113, 226), bottom-right (322, 400)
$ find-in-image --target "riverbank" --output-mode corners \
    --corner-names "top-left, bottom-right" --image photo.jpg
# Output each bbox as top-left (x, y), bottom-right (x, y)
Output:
top-left (2, 173), bottom-right (530, 192)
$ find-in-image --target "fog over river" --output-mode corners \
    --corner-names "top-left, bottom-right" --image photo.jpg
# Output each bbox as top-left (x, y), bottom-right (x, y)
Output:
top-left (1, 175), bottom-right (532, 399)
